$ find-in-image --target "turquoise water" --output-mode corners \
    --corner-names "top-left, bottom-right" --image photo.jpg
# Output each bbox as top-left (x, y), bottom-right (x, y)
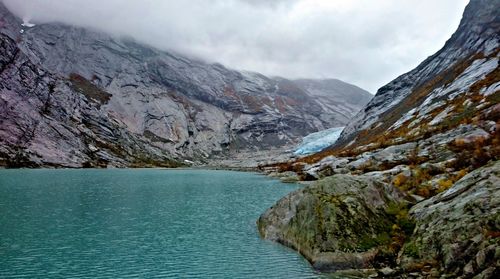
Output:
top-left (0, 169), bottom-right (322, 278)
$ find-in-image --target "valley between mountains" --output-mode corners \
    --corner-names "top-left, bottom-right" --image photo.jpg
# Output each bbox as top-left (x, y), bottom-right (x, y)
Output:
top-left (1, 0), bottom-right (499, 278)
top-left (0, 1), bottom-right (370, 168)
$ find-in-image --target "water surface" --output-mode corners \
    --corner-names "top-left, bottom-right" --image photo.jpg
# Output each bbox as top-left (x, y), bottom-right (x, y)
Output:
top-left (0, 169), bottom-right (322, 278)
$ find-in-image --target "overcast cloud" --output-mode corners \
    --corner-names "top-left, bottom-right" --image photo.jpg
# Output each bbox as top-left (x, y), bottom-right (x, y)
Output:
top-left (2, 0), bottom-right (469, 93)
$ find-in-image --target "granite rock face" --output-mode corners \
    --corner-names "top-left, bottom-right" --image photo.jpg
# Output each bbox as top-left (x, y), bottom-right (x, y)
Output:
top-left (402, 161), bottom-right (500, 278)
top-left (0, 3), bottom-right (371, 167)
top-left (336, 0), bottom-right (499, 149)
top-left (293, 79), bottom-right (372, 125)
top-left (0, 33), bottom-right (180, 168)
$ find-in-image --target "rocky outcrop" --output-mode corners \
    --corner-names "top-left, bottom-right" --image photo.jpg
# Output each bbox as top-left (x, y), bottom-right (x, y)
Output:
top-left (259, 161), bottom-right (499, 277)
top-left (401, 161), bottom-right (500, 278)
top-left (0, 2), bottom-right (371, 167)
top-left (258, 174), bottom-right (412, 272)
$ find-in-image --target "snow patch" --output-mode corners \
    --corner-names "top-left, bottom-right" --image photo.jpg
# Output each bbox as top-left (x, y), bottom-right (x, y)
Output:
top-left (294, 127), bottom-right (344, 155)
top-left (21, 19), bottom-right (36, 28)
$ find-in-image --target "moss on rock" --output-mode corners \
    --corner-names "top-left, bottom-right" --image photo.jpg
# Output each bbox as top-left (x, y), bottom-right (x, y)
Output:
top-left (257, 174), bottom-right (412, 272)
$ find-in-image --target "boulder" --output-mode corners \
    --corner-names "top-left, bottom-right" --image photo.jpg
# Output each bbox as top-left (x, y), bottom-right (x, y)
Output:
top-left (257, 174), bottom-right (410, 272)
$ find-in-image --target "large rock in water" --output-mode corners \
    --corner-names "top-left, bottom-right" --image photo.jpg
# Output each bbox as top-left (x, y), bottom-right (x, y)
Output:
top-left (257, 174), bottom-right (410, 272)
top-left (401, 161), bottom-right (500, 278)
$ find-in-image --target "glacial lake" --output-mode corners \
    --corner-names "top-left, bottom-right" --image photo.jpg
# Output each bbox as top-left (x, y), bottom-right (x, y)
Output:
top-left (0, 169), bottom-right (323, 278)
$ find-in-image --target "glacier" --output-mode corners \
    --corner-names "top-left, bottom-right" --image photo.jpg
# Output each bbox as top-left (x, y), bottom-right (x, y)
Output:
top-left (294, 127), bottom-right (345, 155)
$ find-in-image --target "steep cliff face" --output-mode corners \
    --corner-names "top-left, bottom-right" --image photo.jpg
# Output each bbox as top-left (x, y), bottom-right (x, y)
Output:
top-left (0, 3), bottom-right (370, 167)
top-left (0, 32), bottom-right (184, 168)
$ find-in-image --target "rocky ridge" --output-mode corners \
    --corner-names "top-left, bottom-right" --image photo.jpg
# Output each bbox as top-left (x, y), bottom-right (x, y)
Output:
top-left (0, 2), bottom-right (371, 168)
top-left (259, 0), bottom-right (500, 277)
top-left (336, 0), bottom-right (499, 149)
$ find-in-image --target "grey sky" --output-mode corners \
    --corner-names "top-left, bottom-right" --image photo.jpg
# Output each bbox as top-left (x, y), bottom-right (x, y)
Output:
top-left (2, 0), bottom-right (469, 93)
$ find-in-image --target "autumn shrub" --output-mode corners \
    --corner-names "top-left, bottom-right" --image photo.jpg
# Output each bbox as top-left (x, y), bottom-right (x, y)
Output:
top-left (448, 129), bottom-right (499, 170)
top-left (392, 173), bottom-right (408, 188)
top-left (393, 167), bottom-right (433, 197)
top-left (69, 73), bottom-right (112, 105)
top-left (384, 202), bottom-right (416, 253)
top-left (437, 179), bottom-right (453, 193)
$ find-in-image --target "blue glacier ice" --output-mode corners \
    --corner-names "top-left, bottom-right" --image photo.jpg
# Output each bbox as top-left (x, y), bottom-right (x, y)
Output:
top-left (294, 127), bottom-right (345, 155)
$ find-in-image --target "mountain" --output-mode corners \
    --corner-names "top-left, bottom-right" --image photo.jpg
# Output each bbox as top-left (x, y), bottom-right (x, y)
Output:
top-left (293, 79), bottom-right (372, 125)
top-left (335, 0), bottom-right (499, 149)
top-left (260, 0), bottom-right (500, 277)
top-left (0, 2), bottom-right (371, 168)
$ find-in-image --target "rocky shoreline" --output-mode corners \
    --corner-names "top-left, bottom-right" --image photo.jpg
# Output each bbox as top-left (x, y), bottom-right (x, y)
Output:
top-left (258, 161), bottom-right (499, 278)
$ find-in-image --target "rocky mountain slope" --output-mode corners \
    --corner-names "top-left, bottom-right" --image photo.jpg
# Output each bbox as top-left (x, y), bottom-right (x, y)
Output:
top-left (335, 0), bottom-right (499, 150)
top-left (260, 0), bottom-right (499, 277)
top-left (293, 78), bottom-right (372, 126)
top-left (0, 2), bottom-right (371, 168)
top-left (0, 31), bottom-right (179, 168)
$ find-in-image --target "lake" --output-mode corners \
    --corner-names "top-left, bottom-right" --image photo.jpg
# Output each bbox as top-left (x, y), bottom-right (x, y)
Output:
top-left (0, 169), bottom-right (323, 278)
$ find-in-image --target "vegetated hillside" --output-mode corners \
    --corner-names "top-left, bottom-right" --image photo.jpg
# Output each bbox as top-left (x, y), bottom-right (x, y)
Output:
top-left (260, 0), bottom-right (500, 277)
top-left (0, 2), bottom-right (370, 168)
